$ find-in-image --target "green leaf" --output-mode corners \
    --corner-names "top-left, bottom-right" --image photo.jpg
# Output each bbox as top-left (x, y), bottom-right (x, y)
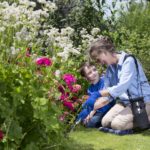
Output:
top-left (8, 120), bottom-right (22, 142)
top-left (24, 142), bottom-right (39, 150)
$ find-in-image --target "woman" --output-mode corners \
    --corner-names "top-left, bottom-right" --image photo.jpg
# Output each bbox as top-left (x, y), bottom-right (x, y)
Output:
top-left (88, 36), bottom-right (150, 130)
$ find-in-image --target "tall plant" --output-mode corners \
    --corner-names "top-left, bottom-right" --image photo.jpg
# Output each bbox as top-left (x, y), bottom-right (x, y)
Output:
top-left (108, 1), bottom-right (150, 79)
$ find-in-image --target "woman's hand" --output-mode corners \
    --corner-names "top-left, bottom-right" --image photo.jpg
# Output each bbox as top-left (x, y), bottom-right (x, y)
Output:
top-left (94, 97), bottom-right (109, 110)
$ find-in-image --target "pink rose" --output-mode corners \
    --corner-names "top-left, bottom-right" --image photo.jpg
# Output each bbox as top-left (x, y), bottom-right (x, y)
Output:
top-left (62, 74), bottom-right (76, 85)
top-left (63, 101), bottom-right (74, 111)
top-left (36, 57), bottom-right (52, 66)
top-left (72, 84), bottom-right (81, 93)
top-left (60, 93), bottom-right (69, 101)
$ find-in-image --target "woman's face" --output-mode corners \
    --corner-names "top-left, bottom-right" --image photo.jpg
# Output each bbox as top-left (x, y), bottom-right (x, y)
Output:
top-left (94, 51), bottom-right (115, 65)
top-left (84, 66), bottom-right (99, 84)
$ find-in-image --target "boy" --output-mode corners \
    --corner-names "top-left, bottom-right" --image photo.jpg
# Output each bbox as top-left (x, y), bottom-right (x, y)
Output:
top-left (77, 62), bottom-right (115, 128)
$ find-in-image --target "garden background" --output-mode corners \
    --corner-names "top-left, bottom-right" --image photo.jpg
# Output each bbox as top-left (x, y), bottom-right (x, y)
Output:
top-left (0, 0), bottom-right (150, 149)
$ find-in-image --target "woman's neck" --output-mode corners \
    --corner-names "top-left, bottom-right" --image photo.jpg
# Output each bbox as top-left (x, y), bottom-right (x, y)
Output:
top-left (112, 53), bottom-right (121, 64)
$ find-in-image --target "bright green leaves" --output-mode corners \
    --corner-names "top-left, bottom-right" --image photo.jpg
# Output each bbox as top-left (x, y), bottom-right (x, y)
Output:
top-left (33, 98), bottom-right (48, 106)
top-left (0, 63), bottom-right (64, 149)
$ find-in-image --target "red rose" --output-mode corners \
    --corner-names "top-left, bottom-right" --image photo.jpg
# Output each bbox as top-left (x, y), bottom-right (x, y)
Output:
top-left (0, 130), bottom-right (4, 141)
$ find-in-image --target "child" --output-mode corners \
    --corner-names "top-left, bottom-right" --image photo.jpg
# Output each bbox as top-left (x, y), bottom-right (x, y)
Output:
top-left (76, 62), bottom-right (115, 128)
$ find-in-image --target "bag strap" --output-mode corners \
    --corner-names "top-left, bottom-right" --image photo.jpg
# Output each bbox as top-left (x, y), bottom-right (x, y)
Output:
top-left (123, 54), bottom-right (143, 100)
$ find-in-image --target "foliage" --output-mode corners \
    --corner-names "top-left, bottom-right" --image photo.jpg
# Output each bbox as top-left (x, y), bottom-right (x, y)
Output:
top-left (51, 0), bottom-right (107, 30)
top-left (104, 1), bottom-right (150, 80)
top-left (50, 0), bottom-right (109, 46)
top-left (117, 1), bottom-right (150, 34)
top-left (0, 59), bottom-right (65, 149)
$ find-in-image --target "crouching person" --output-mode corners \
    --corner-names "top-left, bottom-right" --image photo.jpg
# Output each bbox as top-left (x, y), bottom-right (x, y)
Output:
top-left (88, 36), bottom-right (150, 134)
top-left (76, 62), bottom-right (115, 128)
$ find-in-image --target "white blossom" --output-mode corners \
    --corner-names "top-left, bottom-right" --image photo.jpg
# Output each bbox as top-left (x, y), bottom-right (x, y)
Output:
top-left (0, 27), bottom-right (5, 32)
top-left (61, 27), bottom-right (74, 36)
top-left (11, 46), bottom-right (20, 55)
top-left (80, 28), bottom-right (88, 35)
top-left (19, 0), bottom-right (30, 7)
top-left (45, 1), bottom-right (57, 12)
top-left (55, 70), bottom-right (61, 78)
top-left (29, 2), bottom-right (36, 8)
top-left (1, 1), bottom-right (9, 7)
top-left (37, 0), bottom-right (47, 4)
top-left (57, 51), bottom-right (69, 61)
top-left (91, 28), bottom-right (100, 36)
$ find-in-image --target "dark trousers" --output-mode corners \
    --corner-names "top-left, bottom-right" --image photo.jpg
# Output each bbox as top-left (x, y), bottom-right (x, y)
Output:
top-left (85, 112), bottom-right (104, 128)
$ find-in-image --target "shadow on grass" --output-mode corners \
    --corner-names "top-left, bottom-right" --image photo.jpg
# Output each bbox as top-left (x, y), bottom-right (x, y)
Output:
top-left (99, 148), bottom-right (113, 150)
top-left (141, 129), bottom-right (150, 136)
top-left (63, 138), bottom-right (114, 150)
top-left (132, 128), bottom-right (150, 137)
top-left (65, 126), bottom-right (115, 150)
top-left (63, 139), bottom-right (95, 150)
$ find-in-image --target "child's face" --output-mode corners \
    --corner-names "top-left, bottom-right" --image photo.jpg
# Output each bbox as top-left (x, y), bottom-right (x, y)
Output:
top-left (84, 66), bottom-right (99, 84)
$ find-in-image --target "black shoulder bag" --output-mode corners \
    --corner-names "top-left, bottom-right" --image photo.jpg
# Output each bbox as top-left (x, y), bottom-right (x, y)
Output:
top-left (123, 55), bottom-right (150, 130)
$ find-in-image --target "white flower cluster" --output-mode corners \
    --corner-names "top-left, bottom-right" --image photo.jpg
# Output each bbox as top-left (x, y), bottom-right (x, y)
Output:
top-left (91, 28), bottom-right (100, 36)
top-left (0, 1), bottom-right (102, 62)
top-left (10, 46), bottom-right (21, 55)
top-left (80, 28), bottom-right (101, 50)
top-left (0, 0), bottom-right (57, 42)
top-left (19, 0), bottom-right (36, 7)
top-left (44, 27), bottom-right (80, 61)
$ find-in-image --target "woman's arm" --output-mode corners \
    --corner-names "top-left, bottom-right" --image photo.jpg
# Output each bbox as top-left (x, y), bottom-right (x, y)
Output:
top-left (99, 90), bottom-right (110, 97)
top-left (94, 97), bottom-right (109, 110)
top-left (99, 57), bottom-right (136, 98)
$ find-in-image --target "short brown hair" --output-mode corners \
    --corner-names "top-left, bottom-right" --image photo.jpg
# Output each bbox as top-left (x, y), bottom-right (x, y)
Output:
top-left (79, 62), bottom-right (95, 77)
top-left (89, 36), bottom-right (115, 59)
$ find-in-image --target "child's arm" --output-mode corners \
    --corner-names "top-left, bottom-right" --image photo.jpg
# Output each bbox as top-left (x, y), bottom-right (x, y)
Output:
top-left (82, 94), bottom-right (98, 109)
top-left (84, 98), bottom-right (109, 124)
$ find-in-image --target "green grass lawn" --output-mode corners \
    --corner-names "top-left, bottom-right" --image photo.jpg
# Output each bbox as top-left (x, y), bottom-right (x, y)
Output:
top-left (68, 126), bottom-right (150, 150)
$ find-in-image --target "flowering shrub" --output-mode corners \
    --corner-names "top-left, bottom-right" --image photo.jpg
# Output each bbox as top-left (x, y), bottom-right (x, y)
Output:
top-left (59, 74), bottom-right (81, 108)
top-left (0, 59), bottom-right (70, 149)
top-left (56, 73), bottom-right (85, 127)
top-left (0, 0), bottom-right (102, 149)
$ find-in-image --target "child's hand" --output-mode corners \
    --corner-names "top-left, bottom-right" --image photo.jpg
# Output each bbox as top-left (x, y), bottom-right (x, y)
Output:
top-left (83, 115), bottom-right (90, 124)
top-left (89, 110), bottom-right (96, 119)
top-left (83, 110), bottom-right (96, 124)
